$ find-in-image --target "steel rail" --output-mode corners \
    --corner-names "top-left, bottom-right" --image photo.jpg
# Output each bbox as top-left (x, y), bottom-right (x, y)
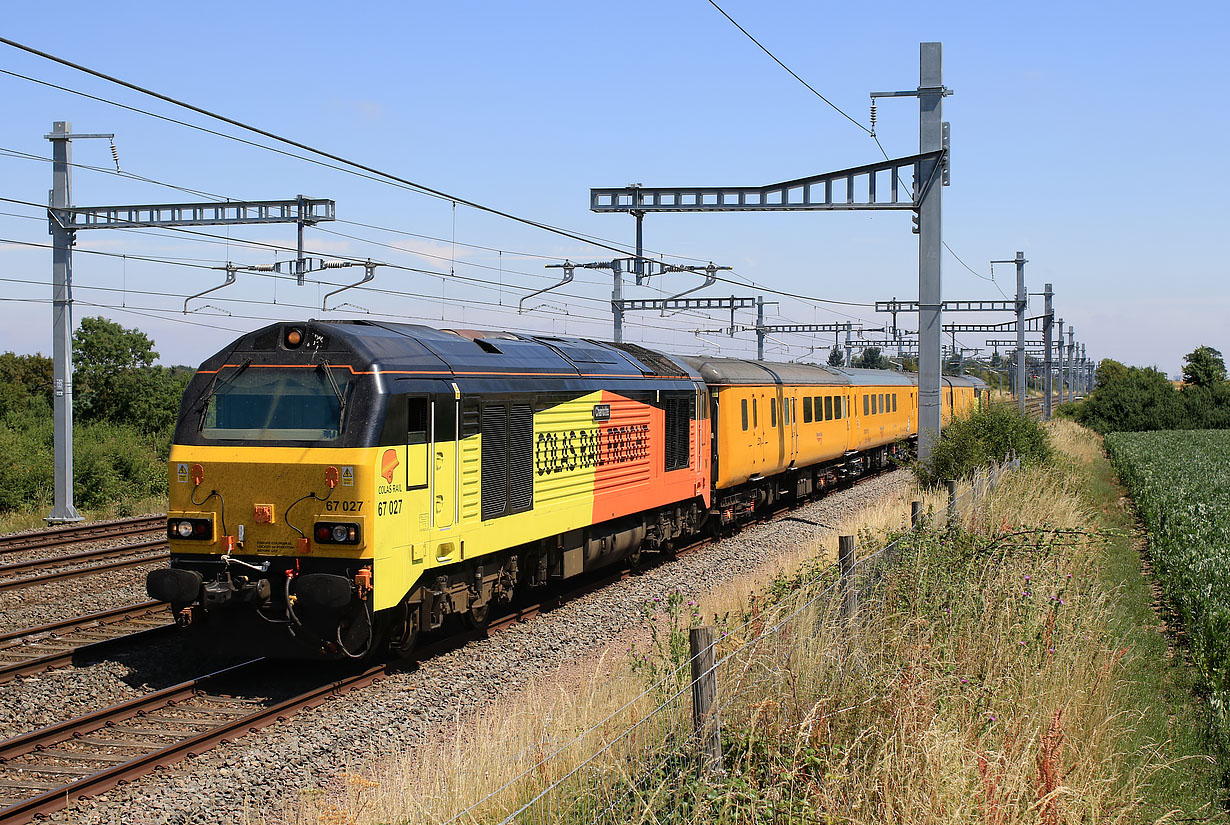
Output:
top-left (0, 516), bottom-right (164, 556)
top-left (0, 659), bottom-right (385, 824)
top-left (0, 600), bottom-right (161, 645)
top-left (0, 543), bottom-right (169, 594)
top-left (0, 538), bottom-right (166, 577)
top-left (0, 603), bottom-right (173, 685)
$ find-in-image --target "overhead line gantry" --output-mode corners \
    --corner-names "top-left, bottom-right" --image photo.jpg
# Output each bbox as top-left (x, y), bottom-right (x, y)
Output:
top-left (591, 43), bottom-right (952, 461)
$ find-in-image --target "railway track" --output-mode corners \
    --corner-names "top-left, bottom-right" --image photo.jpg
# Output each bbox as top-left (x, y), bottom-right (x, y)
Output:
top-left (0, 658), bottom-right (384, 824)
top-left (0, 469), bottom-right (889, 823)
top-left (0, 602), bottom-right (174, 685)
top-left (0, 516), bottom-right (164, 557)
top-left (0, 540), bottom-right (169, 594)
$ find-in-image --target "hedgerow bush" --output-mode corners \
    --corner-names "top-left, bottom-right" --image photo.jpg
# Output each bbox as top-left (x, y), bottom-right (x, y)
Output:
top-left (915, 403), bottom-right (1051, 487)
top-left (0, 397), bottom-right (170, 515)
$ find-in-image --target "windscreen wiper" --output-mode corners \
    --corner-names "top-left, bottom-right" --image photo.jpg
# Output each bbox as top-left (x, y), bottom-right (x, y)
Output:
top-left (318, 360), bottom-right (348, 434)
top-left (197, 358), bottom-right (252, 430)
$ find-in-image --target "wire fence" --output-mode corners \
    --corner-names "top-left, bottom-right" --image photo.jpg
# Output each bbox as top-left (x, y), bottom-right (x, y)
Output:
top-left (438, 454), bottom-right (1020, 825)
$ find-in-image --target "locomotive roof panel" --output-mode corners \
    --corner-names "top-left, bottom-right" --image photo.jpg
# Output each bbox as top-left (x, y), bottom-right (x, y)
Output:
top-left (679, 356), bottom-right (849, 386)
top-left (201, 320), bottom-right (701, 382)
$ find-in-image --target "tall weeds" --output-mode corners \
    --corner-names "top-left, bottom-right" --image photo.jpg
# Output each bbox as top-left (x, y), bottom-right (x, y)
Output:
top-left (281, 425), bottom-right (1177, 825)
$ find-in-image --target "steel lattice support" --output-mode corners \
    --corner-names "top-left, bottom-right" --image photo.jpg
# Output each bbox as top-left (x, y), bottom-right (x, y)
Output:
top-left (42, 121), bottom-right (336, 522)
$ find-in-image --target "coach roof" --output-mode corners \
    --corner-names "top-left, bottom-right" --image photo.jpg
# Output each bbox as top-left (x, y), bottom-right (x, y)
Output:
top-left (679, 356), bottom-right (850, 387)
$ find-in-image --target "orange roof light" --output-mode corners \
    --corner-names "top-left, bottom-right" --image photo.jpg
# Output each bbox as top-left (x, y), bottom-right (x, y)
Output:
top-left (286, 328), bottom-right (303, 348)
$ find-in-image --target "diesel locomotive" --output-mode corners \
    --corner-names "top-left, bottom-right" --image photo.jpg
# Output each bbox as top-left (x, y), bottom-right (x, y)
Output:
top-left (146, 320), bottom-right (984, 659)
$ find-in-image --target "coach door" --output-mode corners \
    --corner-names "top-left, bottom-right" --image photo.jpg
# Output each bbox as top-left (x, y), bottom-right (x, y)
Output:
top-left (431, 384), bottom-right (459, 559)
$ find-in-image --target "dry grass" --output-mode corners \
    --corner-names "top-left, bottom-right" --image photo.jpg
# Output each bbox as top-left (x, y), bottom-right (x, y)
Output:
top-left (279, 425), bottom-right (1181, 825)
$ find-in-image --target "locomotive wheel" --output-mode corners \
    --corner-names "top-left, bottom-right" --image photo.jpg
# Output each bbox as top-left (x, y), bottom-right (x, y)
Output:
top-left (465, 600), bottom-right (490, 630)
top-left (388, 601), bottom-right (421, 656)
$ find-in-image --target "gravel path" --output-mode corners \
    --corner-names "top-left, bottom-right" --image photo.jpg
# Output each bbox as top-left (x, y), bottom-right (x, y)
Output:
top-left (15, 471), bottom-right (909, 825)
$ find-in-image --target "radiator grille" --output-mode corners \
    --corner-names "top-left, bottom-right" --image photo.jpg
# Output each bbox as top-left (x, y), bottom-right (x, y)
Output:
top-left (663, 396), bottom-right (691, 471)
top-left (509, 403), bottom-right (534, 513)
top-left (481, 405), bottom-right (508, 520)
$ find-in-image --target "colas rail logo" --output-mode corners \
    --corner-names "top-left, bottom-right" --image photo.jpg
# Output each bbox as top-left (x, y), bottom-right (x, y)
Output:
top-left (380, 449), bottom-right (399, 484)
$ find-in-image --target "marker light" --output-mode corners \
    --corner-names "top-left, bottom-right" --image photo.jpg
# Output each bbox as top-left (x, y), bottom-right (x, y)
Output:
top-left (168, 518), bottom-right (213, 541)
top-left (285, 328), bottom-right (303, 348)
top-left (312, 521), bottom-right (361, 545)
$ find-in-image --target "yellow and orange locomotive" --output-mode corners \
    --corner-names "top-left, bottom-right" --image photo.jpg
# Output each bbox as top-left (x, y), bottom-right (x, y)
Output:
top-left (148, 321), bottom-right (982, 659)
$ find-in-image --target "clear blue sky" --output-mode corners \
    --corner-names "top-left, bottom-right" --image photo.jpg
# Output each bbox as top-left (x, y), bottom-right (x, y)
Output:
top-left (1, 1), bottom-right (1226, 377)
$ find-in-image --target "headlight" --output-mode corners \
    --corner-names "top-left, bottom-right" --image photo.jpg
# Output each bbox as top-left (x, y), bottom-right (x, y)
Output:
top-left (175, 520), bottom-right (194, 538)
top-left (331, 524), bottom-right (349, 543)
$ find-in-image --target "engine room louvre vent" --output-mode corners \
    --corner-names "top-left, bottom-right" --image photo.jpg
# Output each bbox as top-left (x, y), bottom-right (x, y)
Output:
top-left (481, 405), bottom-right (508, 520)
top-left (663, 396), bottom-right (691, 471)
top-left (509, 403), bottom-right (534, 513)
top-left (599, 341), bottom-right (689, 377)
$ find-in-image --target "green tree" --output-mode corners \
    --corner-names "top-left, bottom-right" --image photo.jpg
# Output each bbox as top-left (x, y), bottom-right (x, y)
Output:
top-left (1074, 365), bottom-right (1184, 434)
top-left (855, 346), bottom-right (892, 370)
top-left (1095, 358), bottom-right (1129, 389)
top-left (1182, 345), bottom-right (1226, 388)
top-left (71, 316), bottom-right (190, 432)
top-left (0, 352), bottom-right (53, 420)
top-left (827, 347), bottom-right (845, 367)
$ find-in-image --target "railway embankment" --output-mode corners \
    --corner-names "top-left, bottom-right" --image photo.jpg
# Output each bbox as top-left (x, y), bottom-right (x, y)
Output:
top-left (0, 472), bottom-right (909, 824)
top-left (289, 421), bottom-right (1224, 824)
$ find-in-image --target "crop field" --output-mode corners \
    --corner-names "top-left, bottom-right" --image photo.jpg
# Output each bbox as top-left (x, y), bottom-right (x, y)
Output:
top-left (1106, 429), bottom-right (1230, 753)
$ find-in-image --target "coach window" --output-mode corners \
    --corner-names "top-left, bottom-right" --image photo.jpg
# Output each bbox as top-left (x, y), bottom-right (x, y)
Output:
top-left (752, 398), bottom-right (758, 427)
top-left (893, 394), bottom-right (898, 412)
top-left (803, 396), bottom-right (812, 424)
top-left (822, 396), bottom-right (831, 421)
top-left (770, 397), bottom-right (777, 428)
top-left (863, 394), bottom-right (869, 416)
top-left (741, 398), bottom-right (748, 431)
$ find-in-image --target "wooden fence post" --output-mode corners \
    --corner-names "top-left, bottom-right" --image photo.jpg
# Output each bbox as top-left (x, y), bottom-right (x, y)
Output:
top-left (946, 480), bottom-right (958, 528)
top-left (690, 626), bottom-right (722, 774)
top-left (911, 500), bottom-right (922, 528)
top-left (839, 535), bottom-right (857, 624)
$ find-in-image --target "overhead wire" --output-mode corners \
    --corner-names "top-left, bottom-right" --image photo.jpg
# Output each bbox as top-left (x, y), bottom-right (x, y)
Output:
top-left (704, 0), bottom-right (870, 136)
top-left (0, 36), bottom-right (1004, 360)
top-left (0, 43), bottom-right (708, 264)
